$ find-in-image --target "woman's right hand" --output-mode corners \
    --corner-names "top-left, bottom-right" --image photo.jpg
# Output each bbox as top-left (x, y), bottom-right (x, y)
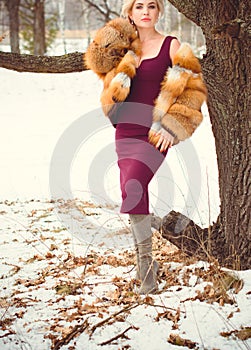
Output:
top-left (155, 128), bottom-right (174, 152)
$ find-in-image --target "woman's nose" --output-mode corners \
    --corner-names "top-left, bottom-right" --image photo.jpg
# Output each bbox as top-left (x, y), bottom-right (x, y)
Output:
top-left (143, 6), bottom-right (149, 15)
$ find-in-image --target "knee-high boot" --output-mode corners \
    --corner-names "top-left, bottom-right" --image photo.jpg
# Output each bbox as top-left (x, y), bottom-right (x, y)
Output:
top-left (129, 214), bottom-right (159, 294)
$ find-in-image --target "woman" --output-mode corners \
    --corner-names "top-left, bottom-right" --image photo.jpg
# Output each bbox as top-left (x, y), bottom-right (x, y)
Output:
top-left (115, 0), bottom-right (180, 294)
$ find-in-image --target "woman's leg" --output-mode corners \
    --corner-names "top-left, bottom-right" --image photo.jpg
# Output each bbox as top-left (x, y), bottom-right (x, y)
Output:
top-left (129, 214), bottom-right (159, 294)
top-left (118, 159), bottom-right (154, 214)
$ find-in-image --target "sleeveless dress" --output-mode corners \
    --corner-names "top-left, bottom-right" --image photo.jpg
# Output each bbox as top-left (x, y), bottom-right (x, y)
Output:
top-left (115, 36), bottom-right (175, 214)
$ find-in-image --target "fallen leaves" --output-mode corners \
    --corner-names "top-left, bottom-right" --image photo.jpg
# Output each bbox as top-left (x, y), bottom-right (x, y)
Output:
top-left (221, 327), bottom-right (251, 340)
top-left (55, 282), bottom-right (82, 296)
top-left (0, 317), bottom-right (15, 331)
top-left (1, 263), bottom-right (21, 278)
top-left (168, 333), bottom-right (198, 349)
top-left (192, 262), bottom-right (244, 305)
top-left (155, 307), bottom-right (181, 330)
top-left (15, 276), bottom-right (46, 287)
top-left (24, 254), bottom-right (45, 264)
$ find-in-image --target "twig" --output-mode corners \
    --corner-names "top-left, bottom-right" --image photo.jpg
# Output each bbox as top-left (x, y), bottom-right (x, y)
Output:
top-left (206, 167), bottom-right (212, 255)
top-left (89, 302), bottom-right (140, 337)
top-left (98, 325), bottom-right (138, 346)
top-left (0, 331), bottom-right (16, 339)
top-left (52, 319), bottom-right (89, 350)
top-left (144, 302), bottom-right (185, 313)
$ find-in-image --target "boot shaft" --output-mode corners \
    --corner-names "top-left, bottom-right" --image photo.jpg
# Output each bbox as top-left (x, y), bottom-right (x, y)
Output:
top-left (129, 214), bottom-right (152, 244)
top-left (129, 214), bottom-right (158, 294)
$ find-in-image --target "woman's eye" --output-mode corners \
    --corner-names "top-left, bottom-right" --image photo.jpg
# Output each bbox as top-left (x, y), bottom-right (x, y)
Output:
top-left (135, 4), bottom-right (156, 10)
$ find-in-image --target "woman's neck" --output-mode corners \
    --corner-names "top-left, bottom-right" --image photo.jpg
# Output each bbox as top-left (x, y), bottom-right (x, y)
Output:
top-left (137, 28), bottom-right (161, 42)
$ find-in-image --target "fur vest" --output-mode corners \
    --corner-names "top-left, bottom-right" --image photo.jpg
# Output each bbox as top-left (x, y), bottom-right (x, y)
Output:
top-left (85, 18), bottom-right (207, 145)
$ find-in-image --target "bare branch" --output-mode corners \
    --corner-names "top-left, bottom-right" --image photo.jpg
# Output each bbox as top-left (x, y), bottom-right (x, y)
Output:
top-left (98, 326), bottom-right (138, 346)
top-left (88, 302), bottom-right (140, 337)
top-left (83, 0), bottom-right (120, 21)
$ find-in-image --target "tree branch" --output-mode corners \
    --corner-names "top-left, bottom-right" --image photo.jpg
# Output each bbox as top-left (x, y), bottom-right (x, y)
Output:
top-left (0, 51), bottom-right (88, 73)
top-left (83, 0), bottom-right (120, 21)
top-left (167, 0), bottom-right (203, 25)
top-left (161, 211), bottom-right (236, 269)
top-left (83, 0), bottom-right (107, 17)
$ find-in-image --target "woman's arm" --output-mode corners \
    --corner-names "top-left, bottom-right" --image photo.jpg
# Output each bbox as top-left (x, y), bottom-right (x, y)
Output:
top-left (169, 38), bottom-right (181, 63)
top-left (152, 38), bottom-right (181, 151)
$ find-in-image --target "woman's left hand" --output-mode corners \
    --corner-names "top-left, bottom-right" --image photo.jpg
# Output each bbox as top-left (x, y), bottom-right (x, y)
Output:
top-left (155, 128), bottom-right (174, 152)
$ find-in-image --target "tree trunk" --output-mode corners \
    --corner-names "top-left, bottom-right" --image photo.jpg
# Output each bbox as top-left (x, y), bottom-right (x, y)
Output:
top-left (202, 32), bottom-right (251, 269)
top-left (5, 0), bottom-right (20, 53)
top-left (58, 0), bottom-right (67, 54)
top-left (33, 0), bottom-right (46, 55)
top-left (0, 51), bottom-right (87, 73)
top-left (165, 0), bottom-right (251, 270)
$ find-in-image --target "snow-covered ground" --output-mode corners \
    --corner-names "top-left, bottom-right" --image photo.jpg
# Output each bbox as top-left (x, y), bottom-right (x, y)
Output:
top-left (0, 67), bottom-right (250, 350)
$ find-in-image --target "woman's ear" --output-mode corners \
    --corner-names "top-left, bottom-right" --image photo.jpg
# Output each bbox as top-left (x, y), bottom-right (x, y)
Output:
top-left (129, 18), bottom-right (135, 26)
top-left (128, 15), bottom-right (134, 24)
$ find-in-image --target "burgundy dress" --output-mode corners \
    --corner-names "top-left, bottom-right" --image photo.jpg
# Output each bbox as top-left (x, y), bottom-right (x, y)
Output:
top-left (115, 36), bottom-right (175, 214)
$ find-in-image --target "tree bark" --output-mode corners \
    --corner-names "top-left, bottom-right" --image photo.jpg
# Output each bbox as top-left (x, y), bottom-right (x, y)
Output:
top-left (0, 51), bottom-right (87, 73)
top-left (203, 1), bottom-right (250, 270)
top-left (167, 0), bottom-right (203, 26)
top-left (162, 0), bottom-right (251, 270)
top-left (5, 0), bottom-right (20, 53)
top-left (33, 0), bottom-right (46, 55)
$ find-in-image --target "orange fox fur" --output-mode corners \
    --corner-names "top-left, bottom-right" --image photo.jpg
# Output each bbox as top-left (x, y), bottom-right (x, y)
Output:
top-left (85, 18), bottom-right (141, 116)
top-left (86, 21), bottom-right (207, 144)
top-left (149, 43), bottom-right (207, 145)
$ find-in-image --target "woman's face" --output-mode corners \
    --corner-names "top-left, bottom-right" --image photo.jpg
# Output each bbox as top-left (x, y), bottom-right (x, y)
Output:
top-left (130, 0), bottom-right (160, 28)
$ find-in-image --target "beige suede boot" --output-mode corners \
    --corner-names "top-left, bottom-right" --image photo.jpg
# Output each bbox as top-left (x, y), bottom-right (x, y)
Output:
top-left (129, 214), bottom-right (159, 294)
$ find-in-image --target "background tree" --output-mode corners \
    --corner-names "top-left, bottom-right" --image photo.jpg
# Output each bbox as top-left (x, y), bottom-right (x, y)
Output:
top-left (57, 0), bottom-right (66, 53)
top-left (4, 0), bottom-right (20, 53)
top-left (33, 0), bottom-right (46, 55)
top-left (1, 0), bottom-right (204, 54)
top-left (19, 0), bottom-right (58, 54)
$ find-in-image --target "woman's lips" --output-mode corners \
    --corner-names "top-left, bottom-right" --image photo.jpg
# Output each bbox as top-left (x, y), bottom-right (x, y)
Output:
top-left (141, 18), bottom-right (151, 21)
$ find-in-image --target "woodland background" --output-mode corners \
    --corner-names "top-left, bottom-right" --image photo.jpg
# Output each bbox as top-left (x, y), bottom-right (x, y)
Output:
top-left (0, 0), bottom-right (205, 55)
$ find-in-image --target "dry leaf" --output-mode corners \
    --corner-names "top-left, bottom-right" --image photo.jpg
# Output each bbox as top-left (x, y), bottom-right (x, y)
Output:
top-left (221, 327), bottom-right (251, 340)
top-left (168, 333), bottom-right (198, 349)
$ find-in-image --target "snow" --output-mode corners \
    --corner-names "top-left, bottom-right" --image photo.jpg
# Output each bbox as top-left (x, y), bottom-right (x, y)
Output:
top-left (0, 67), bottom-right (250, 350)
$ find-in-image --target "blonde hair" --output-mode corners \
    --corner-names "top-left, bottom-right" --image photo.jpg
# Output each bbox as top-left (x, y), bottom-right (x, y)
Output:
top-left (121, 0), bottom-right (165, 19)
